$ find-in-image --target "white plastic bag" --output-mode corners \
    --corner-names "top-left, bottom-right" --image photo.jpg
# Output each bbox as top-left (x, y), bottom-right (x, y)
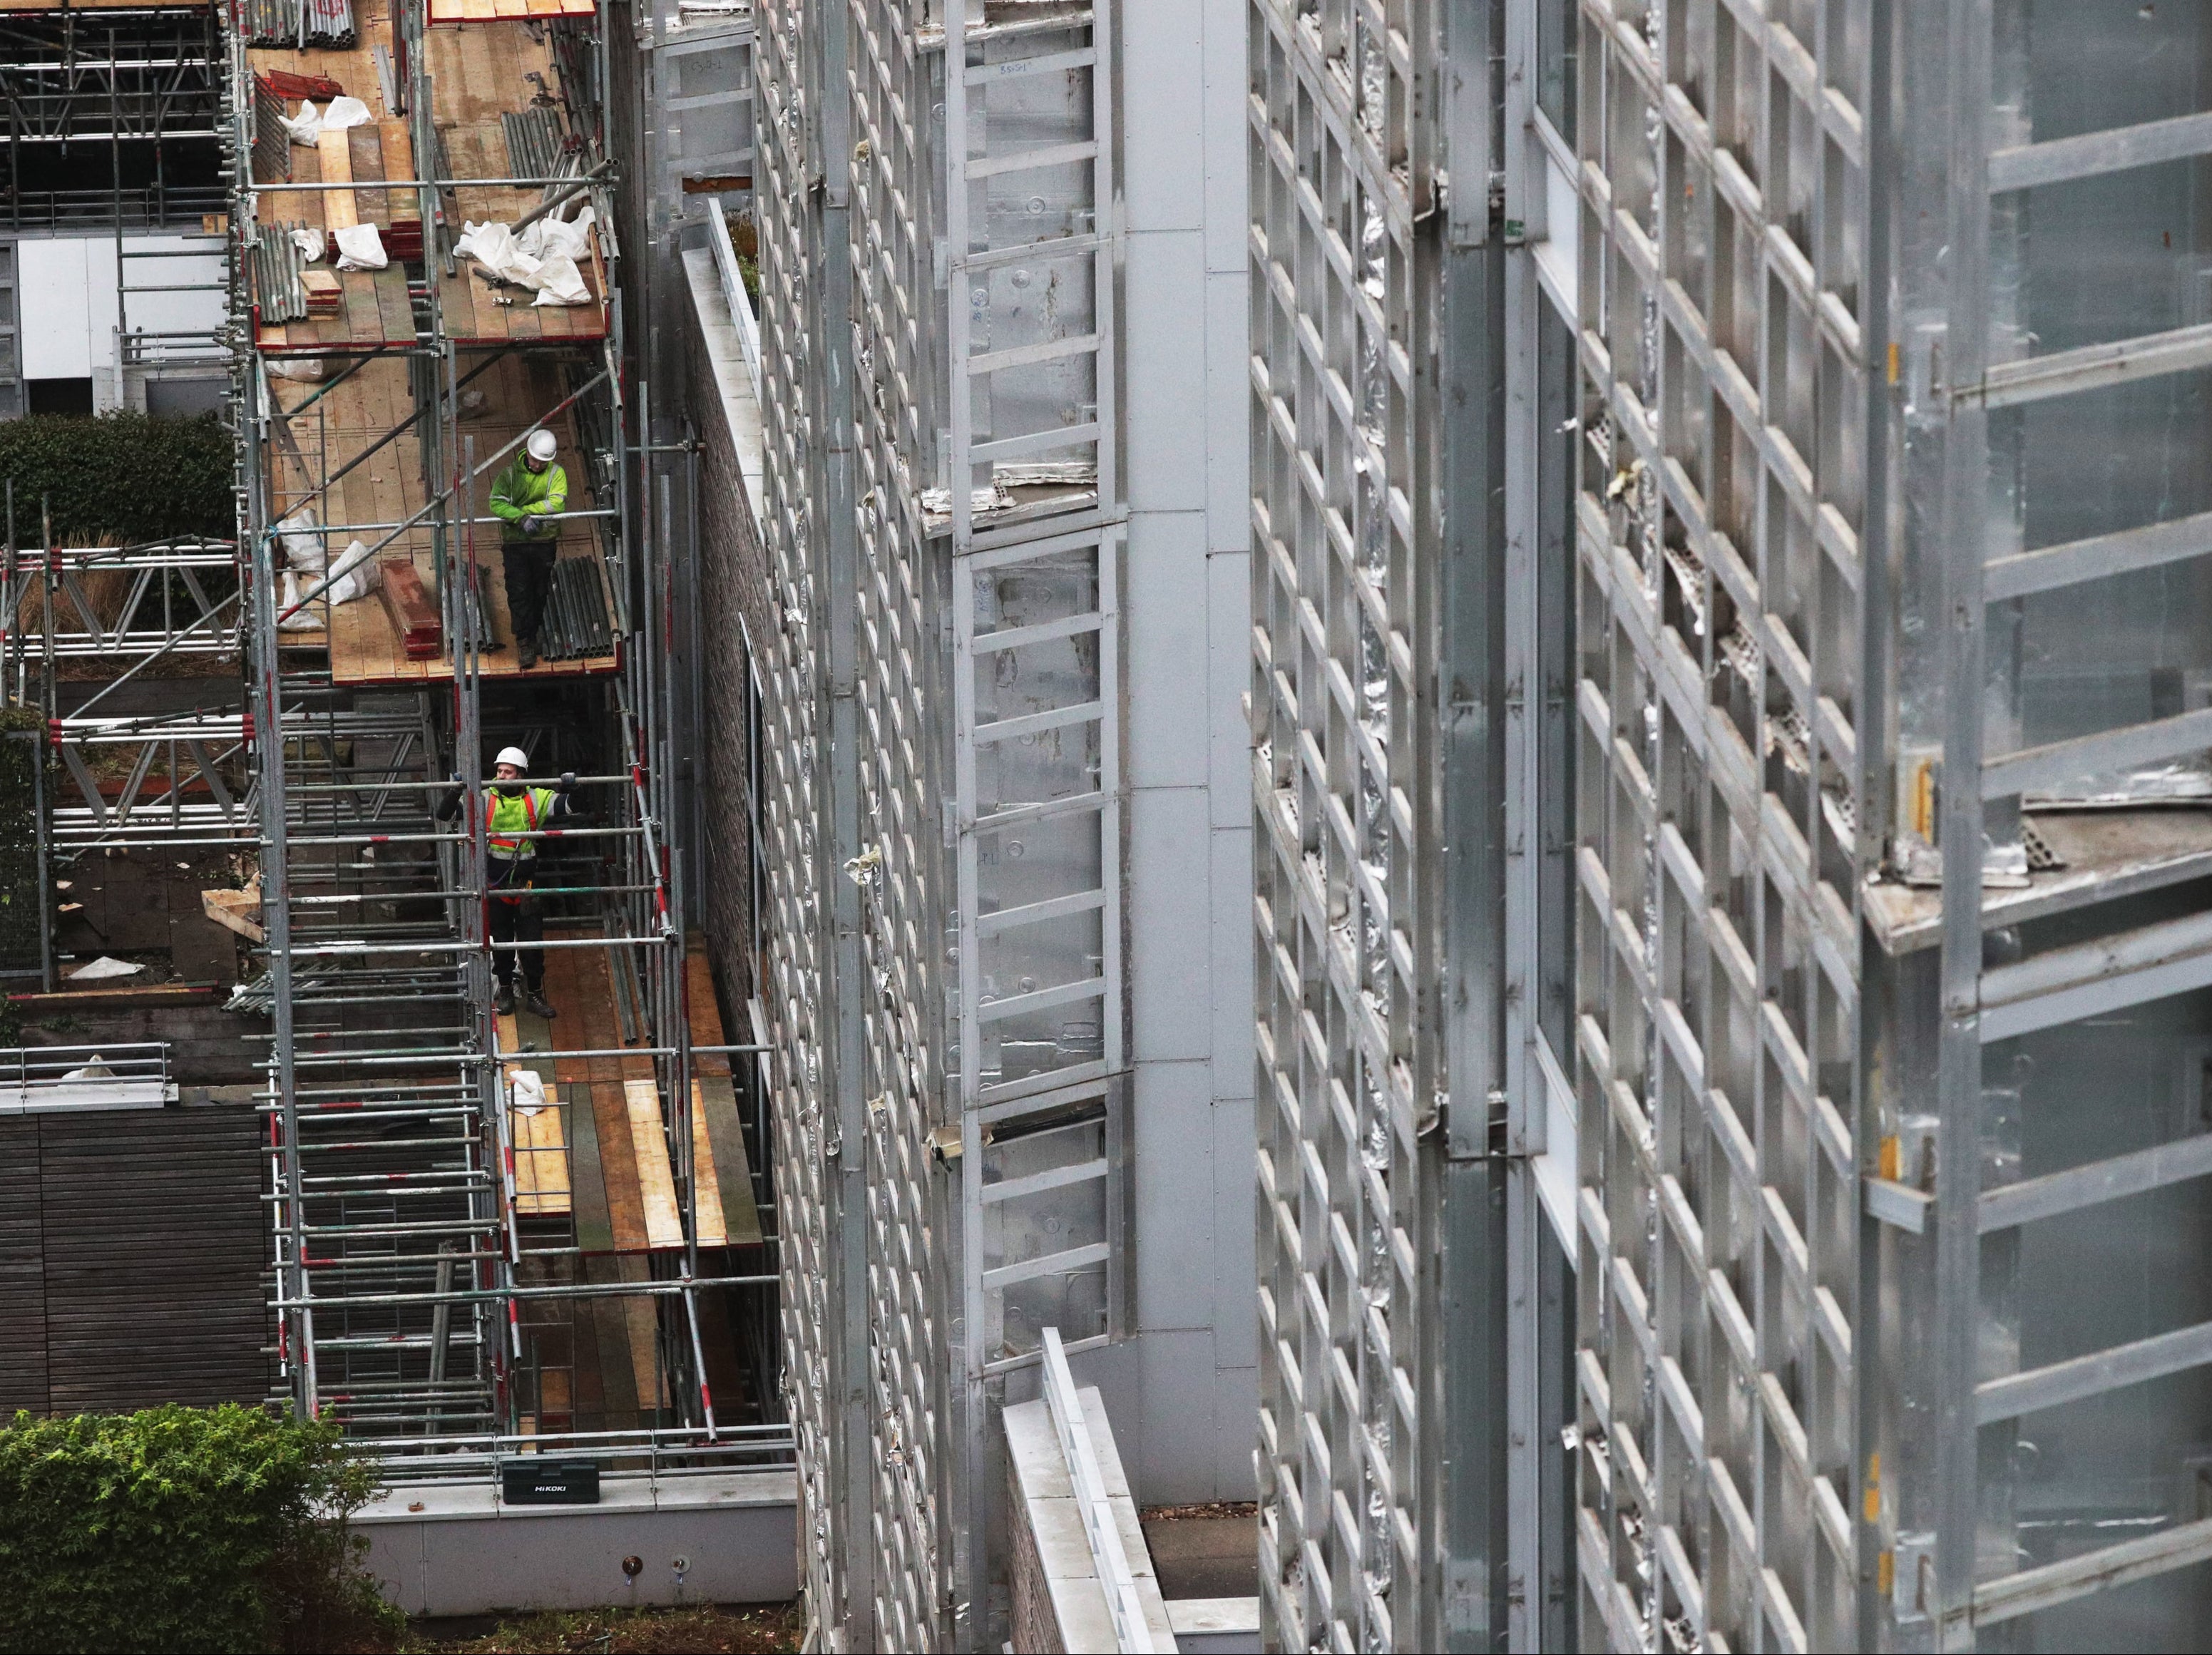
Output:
top-left (456, 212), bottom-right (593, 305)
top-left (68, 956), bottom-right (145, 982)
top-left (323, 538), bottom-right (384, 605)
top-left (508, 1069), bottom-right (548, 1115)
top-left (277, 570), bottom-right (324, 630)
top-left (270, 357), bottom-right (326, 382)
top-left (333, 222), bottom-right (387, 272)
top-left (530, 255), bottom-right (589, 305)
top-left (277, 94), bottom-right (372, 146)
top-left (518, 204), bottom-right (595, 262)
top-left (290, 227), bottom-right (326, 264)
top-left (277, 100), bottom-right (322, 145)
top-left (275, 506), bottom-right (326, 573)
top-left (455, 220), bottom-right (535, 284)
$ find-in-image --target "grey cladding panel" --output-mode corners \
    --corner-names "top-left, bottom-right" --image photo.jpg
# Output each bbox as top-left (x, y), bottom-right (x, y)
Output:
top-left (0, 1119), bottom-right (48, 1415)
top-left (0, 1110), bottom-right (268, 1418)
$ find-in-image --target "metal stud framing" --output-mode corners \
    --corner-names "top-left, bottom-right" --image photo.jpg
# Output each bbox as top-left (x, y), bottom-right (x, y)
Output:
top-left (1246, 1), bottom-right (1517, 1648)
top-left (1567, 0), bottom-right (1877, 1645)
top-left (759, 1), bottom-right (1127, 1644)
top-left (754, 0), bottom-right (874, 1642)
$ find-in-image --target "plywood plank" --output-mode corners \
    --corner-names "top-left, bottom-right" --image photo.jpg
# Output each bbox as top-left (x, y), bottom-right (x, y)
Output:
top-left (685, 938), bottom-right (729, 1075)
top-left (374, 263), bottom-right (414, 342)
top-left (697, 1074), bottom-right (764, 1246)
top-left (619, 1256), bottom-right (658, 1412)
top-left (624, 1079), bottom-right (684, 1250)
top-left (568, 1279), bottom-right (607, 1422)
top-left (379, 119), bottom-right (414, 198)
top-left (585, 1256), bottom-right (639, 1418)
top-left (349, 123), bottom-right (385, 219)
top-left (317, 128), bottom-right (359, 230)
top-left (590, 1071), bottom-right (647, 1251)
top-left (567, 1081), bottom-right (615, 1252)
top-left (688, 1080), bottom-right (728, 1247)
top-left (511, 1095), bottom-right (570, 1216)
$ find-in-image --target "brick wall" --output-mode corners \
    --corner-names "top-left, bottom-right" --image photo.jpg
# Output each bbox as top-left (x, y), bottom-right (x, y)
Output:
top-left (684, 285), bottom-right (774, 1015)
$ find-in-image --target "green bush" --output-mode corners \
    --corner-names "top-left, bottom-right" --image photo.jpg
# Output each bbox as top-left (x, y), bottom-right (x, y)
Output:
top-left (0, 1404), bottom-right (397, 1654)
top-left (0, 412), bottom-right (233, 545)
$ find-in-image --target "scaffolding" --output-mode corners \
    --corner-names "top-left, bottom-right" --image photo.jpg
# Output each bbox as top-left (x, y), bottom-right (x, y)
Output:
top-left (0, 2), bottom-right (227, 233)
top-left (217, 0), bottom-right (787, 1470)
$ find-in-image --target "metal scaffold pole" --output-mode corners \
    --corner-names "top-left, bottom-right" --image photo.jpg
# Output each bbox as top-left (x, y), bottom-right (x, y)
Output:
top-left (215, 0), bottom-right (784, 1474)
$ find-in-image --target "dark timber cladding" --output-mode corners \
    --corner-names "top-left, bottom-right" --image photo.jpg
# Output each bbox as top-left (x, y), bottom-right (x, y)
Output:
top-left (0, 1108), bottom-right (269, 1417)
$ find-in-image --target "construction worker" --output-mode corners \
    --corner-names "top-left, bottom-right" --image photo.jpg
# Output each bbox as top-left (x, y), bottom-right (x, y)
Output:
top-left (436, 746), bottom-right (575, 1018)
top-left (488, 428), bottom-right (568, 670)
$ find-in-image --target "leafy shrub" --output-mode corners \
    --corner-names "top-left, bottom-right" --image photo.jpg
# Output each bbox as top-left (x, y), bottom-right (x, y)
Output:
top-left (0, 1404), bottom-right (397, 1654)
top-left (0, 412), bottom-right (233, 545)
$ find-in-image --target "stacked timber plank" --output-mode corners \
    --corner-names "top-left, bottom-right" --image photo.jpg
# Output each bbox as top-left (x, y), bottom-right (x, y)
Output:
top-left (428, 0), bottom-right (597, 20)
top-left (301, 268), bottom-right (342, 317)
top-left (377, 560), bottom-right (441, 658)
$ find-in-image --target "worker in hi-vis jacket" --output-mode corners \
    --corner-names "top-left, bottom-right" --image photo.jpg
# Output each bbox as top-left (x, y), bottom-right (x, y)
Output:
top-left (488, 428), bottom-right (568, 669)
top-left (437, 746), bottom-right (574, 1018)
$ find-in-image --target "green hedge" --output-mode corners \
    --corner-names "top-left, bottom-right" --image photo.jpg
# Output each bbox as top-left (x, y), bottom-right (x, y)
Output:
top-left (0, 412), bottom-right (232, 545)
top-left (0, 1405), bottom-right (395, 1654)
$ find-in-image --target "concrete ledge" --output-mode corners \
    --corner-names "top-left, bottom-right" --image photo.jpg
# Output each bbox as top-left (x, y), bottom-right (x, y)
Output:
top-left (681, 247), bottom-right (765, 503)
top-left (1006, 1391), bottom-right (1177, 1654)
top-left (1168, 1596), bottom-right (1261, 1654)
top-left (357, 1470), bottom-right (797, 1616)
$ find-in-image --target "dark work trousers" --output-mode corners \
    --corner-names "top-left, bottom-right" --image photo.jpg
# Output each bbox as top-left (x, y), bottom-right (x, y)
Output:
top-left (488, 859), bottom-right (543, 993)
top-left (502, 540), bottom-right (557, 645)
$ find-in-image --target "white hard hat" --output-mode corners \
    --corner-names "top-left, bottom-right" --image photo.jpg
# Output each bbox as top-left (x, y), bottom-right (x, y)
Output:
top-left (526, 429), bottom-right (558, 463)
top-left (494, 745), bottom-right (531, 771)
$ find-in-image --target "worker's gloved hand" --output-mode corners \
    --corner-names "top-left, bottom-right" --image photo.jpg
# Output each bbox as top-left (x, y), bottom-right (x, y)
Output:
top-left (520, 513), bottom-right (543, 535)
top-left (556, 771), bottom-right (577, 794)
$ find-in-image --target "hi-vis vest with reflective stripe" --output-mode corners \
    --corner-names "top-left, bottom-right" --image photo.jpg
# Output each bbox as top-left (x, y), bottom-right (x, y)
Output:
top-left (486, 786), bottom-right (557, 859)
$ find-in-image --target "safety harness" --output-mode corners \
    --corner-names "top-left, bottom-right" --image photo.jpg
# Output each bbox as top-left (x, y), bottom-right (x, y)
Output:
top-left (486, 788), bottom-right (545, 904)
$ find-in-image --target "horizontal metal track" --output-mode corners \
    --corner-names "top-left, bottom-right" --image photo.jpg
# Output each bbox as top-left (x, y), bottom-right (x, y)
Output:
top-left (1977, 1315), bottom-right (2212, 1423)
top-left (1990, 109), bottom-right (2212, 193)
top-left (1980, 704), bottom-right (2212, 801)
top-left (1964, 319), bottom-right (2212, 410)
top-left (1983, 506), bottom-right (2212, 603)
top-left (1972, 1513), bottom-right (2212, 1627)
top-left (1980, 1130), bottom-right (2212, 1233)
top-left (1980, 903), bottom-right (2212, 1040)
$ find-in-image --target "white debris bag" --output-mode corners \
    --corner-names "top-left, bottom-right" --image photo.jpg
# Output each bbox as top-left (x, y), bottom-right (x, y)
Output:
top-left (270, 357), bottom-right (326, 383)
top-left (67, 956), bottom-right (145, 982)
top-left (508, 1069), bottom-right (548, 1116)
top-left (521, 204), bottom-right (595, 261)
top-left (528, 255), bottom-right (589, 306)
top-left (277, 95), bottom-right (372, 146)
top-left (322, 537), bottom-right (384, 605)
top-left (333, 222), bottom-right (388, 272)
top-left (275, 505), bottom-right (327, 573)
top-left (455, 205), bottom-right (595, 305)
top-left (276, 571), bottom-right (324, 630)
top-left (290, 227), bottom-right (326, 264)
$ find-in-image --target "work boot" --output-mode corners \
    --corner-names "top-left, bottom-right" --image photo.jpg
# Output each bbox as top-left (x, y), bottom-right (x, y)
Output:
top-left (525, 990), bottom-right (558, 1020)
top-left (495, 982), bottom-right (516, 1016)
top-left (517, 636), bottom-right (539, 670)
